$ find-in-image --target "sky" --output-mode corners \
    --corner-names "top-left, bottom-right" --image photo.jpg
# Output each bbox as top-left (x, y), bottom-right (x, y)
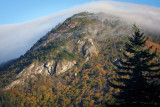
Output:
top-left (0, 0), bottom-right (160, 25)
top-left (0, 0), bottom-right (160, 63)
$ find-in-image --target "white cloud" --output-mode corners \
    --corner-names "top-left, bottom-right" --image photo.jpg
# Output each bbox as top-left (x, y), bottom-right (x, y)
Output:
top-left (0, 1), bottom-right (160, 63)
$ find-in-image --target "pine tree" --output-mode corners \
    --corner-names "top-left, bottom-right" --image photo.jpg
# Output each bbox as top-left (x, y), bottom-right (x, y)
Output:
top-left (110, 25), bottom-right (160, 106)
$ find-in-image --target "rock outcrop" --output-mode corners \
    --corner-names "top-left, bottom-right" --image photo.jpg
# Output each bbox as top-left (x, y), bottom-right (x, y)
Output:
top-left (82, 38), bottom-right (97, 57)
top-left (56, 60), bottom-right (76, 75)
top-left (4, 60), bottom-right (76, 90)
top-left (17, 62), bottom-right (50, 78)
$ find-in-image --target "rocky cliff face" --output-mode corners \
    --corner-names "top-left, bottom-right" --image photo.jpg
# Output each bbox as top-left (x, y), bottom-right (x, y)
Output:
top-left (56, 60), bottom-right (76, 75)
top-left (82, 38), bottom-right (97, 57)
top-left (4, 59), bottom-right (76, 90)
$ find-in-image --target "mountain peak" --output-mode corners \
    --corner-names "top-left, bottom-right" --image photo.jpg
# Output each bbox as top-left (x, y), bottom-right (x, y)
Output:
top-left (1, 12), bottom-right (159, 90)
top-left (0, 12), bottom-right (160, 106)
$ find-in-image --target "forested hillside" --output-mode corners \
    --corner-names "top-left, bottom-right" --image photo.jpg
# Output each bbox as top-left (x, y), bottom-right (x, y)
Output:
top-left (0, 12), bottom-right (160, 106)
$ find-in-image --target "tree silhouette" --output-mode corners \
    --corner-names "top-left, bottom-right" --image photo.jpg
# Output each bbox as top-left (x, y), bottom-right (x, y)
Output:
top-left (110, 25), bottom-right (160, 106)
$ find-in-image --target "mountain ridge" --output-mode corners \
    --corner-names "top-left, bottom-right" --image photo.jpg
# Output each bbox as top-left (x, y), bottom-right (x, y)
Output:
top-left (0, 12), bottom-right (130, 89)
top-left (1, 12), bottom-right (160, 89)
top-left (0, 12), bottom-right (160, 106)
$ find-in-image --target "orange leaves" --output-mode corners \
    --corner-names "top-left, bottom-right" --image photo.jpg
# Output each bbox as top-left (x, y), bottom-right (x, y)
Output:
top-left (83, 68), bottom-right (91, 73)
top-left (98, 79), bottom-right (103, 90)
top-left (114, 89), bottom-right (120, 93)
top-left (109, 87), bottom-right (114, 92)
top-left (21, 103), bottom-right (24, 107)
top-left (99, 68), bottom-right (106, 76)
top-left (83, 74), bottom-right (89, 80)
top-left (146, 41), bottom-right (160, 54)
top-left (44, 93), bottom-right (50, 100)
top-left (89, 100), bottom-right (95, 106)
top-left (85, 96), bottom-right (91, 101)
top-left (98, 96), bottom-right (103, 102)
top-left (96, 64), bottom-right (101, 69)
top-left (41, 85), bottom-right (47, 91)
top-left (94, 64), bottom-right (106, 77)
top-left (26, 96), bottom-right (36, 104)
top-left (81, 90), bottom-right (85, 97)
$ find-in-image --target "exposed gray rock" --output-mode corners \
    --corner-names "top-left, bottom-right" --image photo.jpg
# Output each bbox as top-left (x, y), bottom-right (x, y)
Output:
top-left (17, 59), bottom-right (76, 78)
top-left (4, 79), bottom-right (21, 90)
top-left (5, 60), bottom-right (76, 90)
top-left (56, 60), bottom-right (76, 75)
top-left (17, 62), bottom-right (50, 78)
top-left (82, 38), bottom-right (97, 57)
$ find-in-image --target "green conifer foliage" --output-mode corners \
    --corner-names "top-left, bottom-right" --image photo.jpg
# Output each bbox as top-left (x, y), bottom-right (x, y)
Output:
top-left (110, 25), bottom-right (160, 106)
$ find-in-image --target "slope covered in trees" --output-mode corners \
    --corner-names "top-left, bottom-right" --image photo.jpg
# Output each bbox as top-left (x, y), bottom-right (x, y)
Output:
top-left (0, 12), bottom-right (160, 106)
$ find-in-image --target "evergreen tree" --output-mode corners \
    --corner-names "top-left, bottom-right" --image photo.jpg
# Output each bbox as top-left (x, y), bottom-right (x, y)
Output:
top-left (110, 25), bottom-right (160, 106)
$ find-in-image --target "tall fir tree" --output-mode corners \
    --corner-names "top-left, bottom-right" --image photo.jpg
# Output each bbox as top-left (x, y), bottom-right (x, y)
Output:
top-left (110, 25), bottom-right (160, 106)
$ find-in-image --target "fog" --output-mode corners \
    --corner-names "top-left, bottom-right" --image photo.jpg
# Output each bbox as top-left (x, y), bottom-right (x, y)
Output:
top-left (0, 1), bottom-right (160, 63)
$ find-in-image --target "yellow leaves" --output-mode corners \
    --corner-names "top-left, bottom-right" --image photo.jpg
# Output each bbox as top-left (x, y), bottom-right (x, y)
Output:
top-left (95, 93), bottom-right (100, 99)
top-left (44, 93), bottom-right (50, 100)
top-left (38, 95), bottom-right (42, 101)
top-left (96, 64), bottom-right (101, 69)
top-left (99, 96), bottom-right (103, 101)
top-left (89, 100), bottom-right (95, 107)
top-left (72, 80), bottom-right (75, 84)
top-left (93, 52), bottom-right (98, 57)
top-left (85, 96), bottom-right (91, 101)
top-left (41, 85), bottom-right (47, 91)
top-left (109, 87), bottom-right (114, 92)
top-left (83, 68), bottom-right (91, 73)
top-left (21, 103), bottom-right (24, 107)
top-left (26, 96), bottom-right (36, 104)
top-left (76, 96), bottom-right (81, 101)
top-left (84, 74), bottom-right (89, 80)
top-left (94, 63), bottom-right (107, 78)
top-left (99, 68), bottom-right (106, 76)
top-left (114, 89), bottom-right (120, 93)
top-left (57, 92), bottom-right (61, 95)
top-left (105, 93), bottom-right (112, 100)
top-left (48, 87), bottom-right (52, 92)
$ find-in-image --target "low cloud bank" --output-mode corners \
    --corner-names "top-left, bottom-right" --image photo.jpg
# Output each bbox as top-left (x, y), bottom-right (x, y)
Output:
top-left (0, 1), bottom-right (160, 63)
